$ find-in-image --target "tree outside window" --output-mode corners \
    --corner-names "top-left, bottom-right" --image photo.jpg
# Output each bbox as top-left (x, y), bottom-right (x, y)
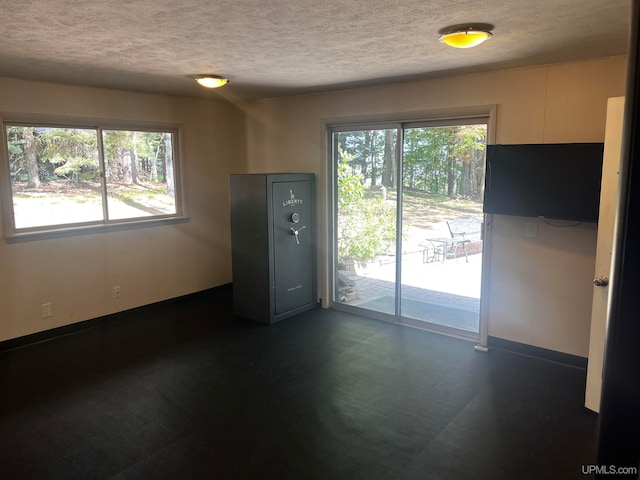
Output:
top-left (4, 124), bottom-right (179, 231)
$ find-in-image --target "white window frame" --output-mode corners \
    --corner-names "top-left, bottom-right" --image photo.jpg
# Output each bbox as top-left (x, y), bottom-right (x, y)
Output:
top-left (326, 106), bottom-right (497, 347)
top-left (0, 115), bottom-right (187, 241)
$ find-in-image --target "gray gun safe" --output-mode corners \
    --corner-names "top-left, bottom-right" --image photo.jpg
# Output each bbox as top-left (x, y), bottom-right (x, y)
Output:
top-left (229, 173), bottom-right (316, 323)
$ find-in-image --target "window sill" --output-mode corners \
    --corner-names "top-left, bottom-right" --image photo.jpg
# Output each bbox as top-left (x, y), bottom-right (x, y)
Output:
top-left (5, 216), bottom-right (191, 243)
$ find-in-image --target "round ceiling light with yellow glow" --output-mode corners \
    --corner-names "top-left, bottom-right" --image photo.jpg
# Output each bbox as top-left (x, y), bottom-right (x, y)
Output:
top-left (439, 28), bottom-right (493, 49)
top-left (195, 75), bottom-right (229, 88)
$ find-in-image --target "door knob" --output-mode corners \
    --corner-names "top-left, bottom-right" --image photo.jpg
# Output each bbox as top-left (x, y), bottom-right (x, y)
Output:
top-left (594, 275), bottom-right (609, 287)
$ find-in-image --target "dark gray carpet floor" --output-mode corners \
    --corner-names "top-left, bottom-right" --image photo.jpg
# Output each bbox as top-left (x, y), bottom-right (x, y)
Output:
top-left (0, 286), bottom-right (598, 479)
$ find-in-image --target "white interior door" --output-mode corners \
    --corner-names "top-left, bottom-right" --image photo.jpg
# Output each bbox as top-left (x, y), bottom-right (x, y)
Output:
top-left (585, 96), bottom-right (625, 413)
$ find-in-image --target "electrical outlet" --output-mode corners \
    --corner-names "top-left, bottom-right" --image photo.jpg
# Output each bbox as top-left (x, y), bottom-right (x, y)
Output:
top-left (41, 303), bottom-right (52, 318)
top-left (525, 222), bottom-right (539, 239)
top-left (113, 286), bottom-right (121, 298)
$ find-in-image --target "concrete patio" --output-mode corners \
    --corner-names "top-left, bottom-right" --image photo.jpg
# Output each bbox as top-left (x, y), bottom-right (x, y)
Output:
top-left (339, 246), bottom-right (483, 332)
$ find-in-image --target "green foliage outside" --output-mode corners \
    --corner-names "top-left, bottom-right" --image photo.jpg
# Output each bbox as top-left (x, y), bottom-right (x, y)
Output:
top-left (6, 125), bottom-right (177, 226)
top-left (336, 124), bottom-right (487, 267)
top-left (337, 150), bottom-right (396, 265)
top-left (6, 126), bottom-right (171, 185)
top-left (338, 124), bottom-right (486, 200)
top-left (40, 128), bottom-right (99, 180)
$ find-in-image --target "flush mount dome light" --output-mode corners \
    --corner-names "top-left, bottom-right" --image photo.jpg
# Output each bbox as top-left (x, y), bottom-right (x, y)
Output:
top-left (439, 26), bottom-right (493, 48)
top-left (195, 75), bottom-right (229, 88)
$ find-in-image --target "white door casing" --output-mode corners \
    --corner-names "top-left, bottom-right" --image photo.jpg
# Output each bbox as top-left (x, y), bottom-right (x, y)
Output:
top-left (585, 96), bottom-right (625, 413)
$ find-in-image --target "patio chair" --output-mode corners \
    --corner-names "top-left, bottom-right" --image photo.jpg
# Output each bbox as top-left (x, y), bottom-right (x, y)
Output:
top-left (423, 216), bottom-right (482, 263)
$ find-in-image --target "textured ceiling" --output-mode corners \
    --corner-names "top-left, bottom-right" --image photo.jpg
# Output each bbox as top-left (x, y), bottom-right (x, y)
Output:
top-left (0, 0), bottom-right (632, 101)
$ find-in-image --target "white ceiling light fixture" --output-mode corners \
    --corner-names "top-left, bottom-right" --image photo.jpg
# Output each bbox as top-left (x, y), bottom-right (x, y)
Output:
top-left (195, 75), bottom-right (229, 88)
top-left (439, 25), bottom-right (494, 49)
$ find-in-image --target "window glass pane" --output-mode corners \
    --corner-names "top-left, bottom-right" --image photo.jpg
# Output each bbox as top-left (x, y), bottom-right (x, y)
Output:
top-left (5, 125), bottom-right (102, 229)
top-left (333, 128), bottom-right (398, 314)
top-left (400, 124), bottom-right (486, 333)
top-left (102, 130), bottom-right (177, 220)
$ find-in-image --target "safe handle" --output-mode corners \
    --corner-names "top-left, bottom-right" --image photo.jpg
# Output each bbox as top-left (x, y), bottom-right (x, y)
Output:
top-left (291, 226), bottom-right (306, 245)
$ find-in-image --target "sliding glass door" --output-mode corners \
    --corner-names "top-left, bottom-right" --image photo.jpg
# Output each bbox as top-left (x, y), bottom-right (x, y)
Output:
top-left (333, 128), bottom-right (399, 316)
top-left (399, 123), bottom-right (485, 334)
top-left (331, 118), bottom-right (487, 338)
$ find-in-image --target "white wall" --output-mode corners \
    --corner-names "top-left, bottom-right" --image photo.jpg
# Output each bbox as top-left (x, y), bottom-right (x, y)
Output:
top-left (239, 56), bottom-right (627, 357)
top-left (0, 57), bottom-right (628, 356)
top-left (0, 78), bottom-right (242, 342)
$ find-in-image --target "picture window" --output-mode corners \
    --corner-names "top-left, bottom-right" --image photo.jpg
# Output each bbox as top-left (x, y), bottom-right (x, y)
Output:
top-left (2, 123), bottom-right (182, 236)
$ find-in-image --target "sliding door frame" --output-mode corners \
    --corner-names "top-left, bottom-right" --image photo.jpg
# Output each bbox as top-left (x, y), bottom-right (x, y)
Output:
top-left (329, 122), bottom-right (401, 325)
top-left (327, 107), bottom-right (497, 345)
